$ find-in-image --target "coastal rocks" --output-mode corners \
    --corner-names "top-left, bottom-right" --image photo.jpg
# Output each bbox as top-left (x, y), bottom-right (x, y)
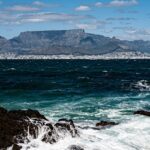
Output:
top-left (134, 110), bottom-right (150, 117)
top-left (0, 107), bottom-right (78, 150)
top-left (96, 121), bottom-right (118, 127)
top-left (68, 145), bottom-right (84, 150)
top-left (55, 119), bottom-right (78, 137)
top-left (0, 107), bottom-right (47, 149)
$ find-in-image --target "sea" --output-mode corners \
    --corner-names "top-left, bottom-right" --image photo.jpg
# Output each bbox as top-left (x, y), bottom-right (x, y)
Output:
top-left (0, 59), bottom-right (150, 150)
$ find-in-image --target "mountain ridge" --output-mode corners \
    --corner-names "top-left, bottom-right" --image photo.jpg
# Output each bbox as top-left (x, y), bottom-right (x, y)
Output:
top-left (0, 29), bottom-right (150, 55)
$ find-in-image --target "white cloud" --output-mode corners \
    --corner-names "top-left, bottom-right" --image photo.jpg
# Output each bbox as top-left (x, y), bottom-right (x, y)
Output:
top-left (95, 0), bottom-right (138, 8)
top-left (0, 12), bottom-right (94, 24)
top-left (95, 2), bottom-right (103, 7)
top-left (75, 5), bottom-right (91, 11)
top-left (8, 5), bottom-right (40, 12)
top-left (33, 1), bottom-right (46, 7)
top-left (106, 17), bottom-right (135, 21)
top-left (117, 28), bottom-right (150, 40)
top-left (108, 0), bottom-right (138, 7)
top-left (126, 29), bottom-right (150, 35)
top-left (76, 23), bottom-right (97, 29)
top-left (76, 21), bottom-right (105, 30)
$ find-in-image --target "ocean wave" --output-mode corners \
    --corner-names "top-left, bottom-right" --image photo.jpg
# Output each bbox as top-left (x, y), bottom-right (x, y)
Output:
top-left (12, 116), bottom-right (150, 150)
top-left (133, 80), bottom-right (150, 91)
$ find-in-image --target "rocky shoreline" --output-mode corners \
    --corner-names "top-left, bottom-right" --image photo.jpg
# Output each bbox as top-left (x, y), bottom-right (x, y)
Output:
top-left (0, 107), bottom-right (149, 150)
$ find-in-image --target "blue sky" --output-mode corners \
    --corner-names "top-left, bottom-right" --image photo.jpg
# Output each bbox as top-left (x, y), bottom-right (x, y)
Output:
top-left (0, 0), bottom-right (150, 40)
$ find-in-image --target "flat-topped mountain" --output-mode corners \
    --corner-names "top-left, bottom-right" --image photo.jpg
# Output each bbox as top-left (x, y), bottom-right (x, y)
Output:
top-left (0, 29), bottom-right (150, 55)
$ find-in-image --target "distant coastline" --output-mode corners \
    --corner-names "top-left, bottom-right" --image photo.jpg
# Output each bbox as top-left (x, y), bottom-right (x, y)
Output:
top-left (0, 51), bottom-right (150, 60)
top-left (1, 29), bottom-right (150, 57)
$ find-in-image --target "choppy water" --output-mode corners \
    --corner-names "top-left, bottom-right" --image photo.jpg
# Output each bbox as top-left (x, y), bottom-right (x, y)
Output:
top-left (0, 60), bottom-right (150, 150)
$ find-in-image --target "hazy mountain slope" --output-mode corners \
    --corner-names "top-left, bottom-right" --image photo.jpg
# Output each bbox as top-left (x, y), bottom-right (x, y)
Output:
top-left (0, 29), bottom-right (150, 55)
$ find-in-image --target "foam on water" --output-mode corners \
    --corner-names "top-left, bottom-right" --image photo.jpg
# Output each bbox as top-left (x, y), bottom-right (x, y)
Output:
top-left (14, 116), bottom-right (150, 150)
top-left (133, 80), bottom-right (150, 91)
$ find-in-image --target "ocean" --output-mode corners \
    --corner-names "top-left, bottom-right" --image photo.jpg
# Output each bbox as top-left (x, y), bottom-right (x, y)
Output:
top-left (0, 59), bottom-right (150, 150)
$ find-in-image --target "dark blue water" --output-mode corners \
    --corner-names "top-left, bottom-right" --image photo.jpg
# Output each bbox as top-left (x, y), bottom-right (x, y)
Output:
top-left (0, 60), bottom-right (150, 150)
top-left (0, 59), bottom-right (149, 120)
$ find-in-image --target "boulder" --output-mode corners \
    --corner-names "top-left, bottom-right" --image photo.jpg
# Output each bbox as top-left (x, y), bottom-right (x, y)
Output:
top-left (68, 145), bottom-right (84, 150)
top-left (55, 119), bottom-right (78, 137)
top-left (96, 121), bottom-right (118, 127)
top-left (0, 107), bottom-right (79, 149)
top-left (134, 110), bottom-right (150, 117)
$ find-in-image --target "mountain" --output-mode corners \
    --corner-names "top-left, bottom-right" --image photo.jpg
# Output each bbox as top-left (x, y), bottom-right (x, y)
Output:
top-left (0, 29), bottom-right (150, 55)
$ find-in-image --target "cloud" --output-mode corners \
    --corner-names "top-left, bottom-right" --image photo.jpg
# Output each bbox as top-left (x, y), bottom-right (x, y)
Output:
top-left (76, 21), bottom-right (106, 30)
top-left (33, 1), bottom-right (46, 7)
top-left (106, 17), bottom-right (135, 21)
top-left (0, 12), bottom-right (94, 24)
top-left (32, 1), bottom-right (59, 8)
top-left (116, 9), bottom-right (139, 14)
top-left (8, 5), bottom-right (40, 12)
top-left (108, 0), bottom-right (138, 7)
top-left (113, 26), bottom-right (135, 30)
top-left (75, 5), bottom-right (91, 11)
top-left (95, 0), bottom-right (138, 8)
top-left (126, 29), bottom-right (150, 35)
top-left (116, 28), bottom-right (150, 40)
top-left (95, 2), bottom-right (103, 7)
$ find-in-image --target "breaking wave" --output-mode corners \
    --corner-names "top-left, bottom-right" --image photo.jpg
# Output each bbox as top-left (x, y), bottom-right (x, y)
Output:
top-left (7, 116), bottom-right (150, 150)
top-left (133, 80), bottom-right (150, 91)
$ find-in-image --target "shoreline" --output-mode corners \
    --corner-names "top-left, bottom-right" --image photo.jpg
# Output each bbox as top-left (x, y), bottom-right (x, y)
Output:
top-left (0, 55), bottom-right (150, 60)
top-left (0, 107), bottom-right (150, 150)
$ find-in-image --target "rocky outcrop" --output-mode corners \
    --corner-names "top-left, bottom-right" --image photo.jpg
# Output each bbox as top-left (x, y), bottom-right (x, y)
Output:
top-left (0, 107), bottom-right (79, 150)
top-left (68, 145), bottom-right (84, 150)
top-left (96, 121), bottom-right (118, 127)
top-left (134, 110), bottom-right (150, 117)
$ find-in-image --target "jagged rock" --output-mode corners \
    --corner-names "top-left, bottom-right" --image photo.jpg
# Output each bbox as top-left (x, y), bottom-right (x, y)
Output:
top-left (134, 110), bottom-right (150, 117)
top-left (68, 145), bottom-right (84, 150)
top-left (0, 107), bottom-right (47, 149)
top-left (55, 119), bottom-right (78, 137)
top-left (12, 144), bottom-right (22, 150)
top-left (0, 107), bottom-right (79, 150)
top-left (96, 121), bottom-right (118, 127)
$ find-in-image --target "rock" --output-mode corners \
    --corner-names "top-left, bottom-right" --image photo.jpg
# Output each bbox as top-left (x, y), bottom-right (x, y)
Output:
top-left (55, 119), bottom-right (78, 137)
top-left (68, 145), bottom-right (84, 150)
top-left (0, 107), bottom-right (79, 149)
top-left (0, 107), bottom-right (47, 149)
top-left (12, 144), bottom-right (22, 150)
top-left (96, 121), bottom-right (118, 127)
top-left (134, 110), bottom-right (150, 117)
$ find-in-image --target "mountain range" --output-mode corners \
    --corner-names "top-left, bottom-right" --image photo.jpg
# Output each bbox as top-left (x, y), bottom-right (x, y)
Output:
top-left (0, 29), bottom-right (150, 55)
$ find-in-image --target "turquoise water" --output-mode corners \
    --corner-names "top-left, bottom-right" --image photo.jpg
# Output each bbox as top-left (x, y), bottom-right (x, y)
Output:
top-left (0, 60), bottom-right (150, 150)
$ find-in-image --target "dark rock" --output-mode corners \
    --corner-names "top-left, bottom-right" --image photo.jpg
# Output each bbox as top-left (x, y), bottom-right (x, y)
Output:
top-left (68, 145), bottom-right (84, 150)
top-left (96, 121), bottom-right (118, 127)
top-left (78, 126), bottom-right (101, 130)
top-left (12, 144), bottom-right (22, 150)
top-left (0, 107), bottom-right (79, 149)
top-left (55, 119), bottom-right (78, 137)
top-left (0, 107), bottom-right (47, 149)
top-left (8, 109), bottom-right (48, 121)
top-left (134, 110), bottom-right (150, 117)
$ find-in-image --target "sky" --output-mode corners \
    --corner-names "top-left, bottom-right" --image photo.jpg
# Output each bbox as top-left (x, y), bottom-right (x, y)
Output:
top-left (0, 0), bottom-right (150, 41)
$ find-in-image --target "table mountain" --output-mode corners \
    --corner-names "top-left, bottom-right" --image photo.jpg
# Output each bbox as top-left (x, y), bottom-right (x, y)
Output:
top-left (0, 29), bottom-right (150, 55)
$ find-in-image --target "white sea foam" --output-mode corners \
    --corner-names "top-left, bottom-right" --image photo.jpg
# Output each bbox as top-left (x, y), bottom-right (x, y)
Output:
top-left (134, 80), bottom-right (150, 91)
top-left (12, 116), bottom-right (150, 150)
